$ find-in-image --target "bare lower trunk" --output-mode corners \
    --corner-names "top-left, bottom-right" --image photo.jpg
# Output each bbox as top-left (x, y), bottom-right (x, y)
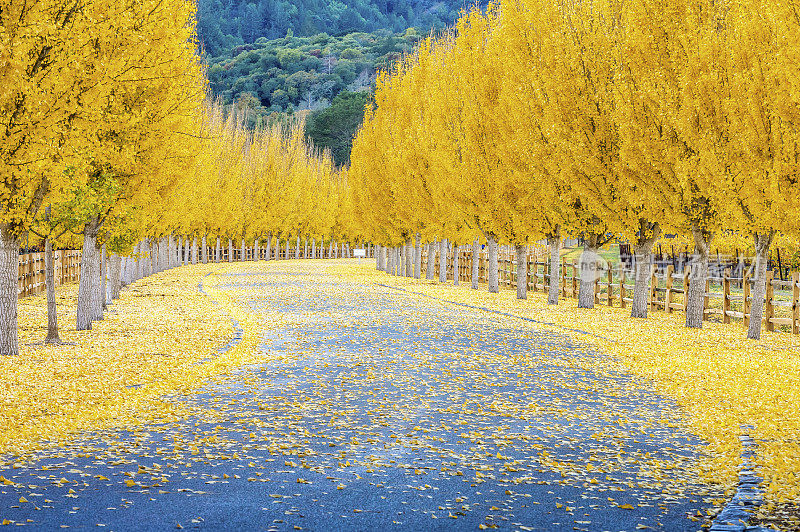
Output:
top-left (304, 237), bottom-right (308, 259)
top-left (414, 234), bottom-right (421, 279)
top-left (630, 222), bottom-right (661, 318)
top-left (631, 247), bottom-right (654, 318)
top-left (77, 224), bottom-right (100, 331)
top-left (577, 234), bottom-right (600, 309)
top-left (311, 239), bottom-right (315, 260)
top-left (487, 236), bottom-right (498, 293)
top-left (296, 235), bottom-right (300, 260)
top-left (426, 242), bottom-right (436, 280)
top-left (0, 225), bottom-right (20, 355)
top-left (375, 245), bottom-right (382, 270)
top-left (110, 254), bottom-right (122, 301)
top-left (388, 247), bottom-right (396, 275)
top-left (266, 233), bottom-right (272, 261)
top-left (90, 241), bottom-right (103, 322)
top-left (516, 244), bottom-right (527, 299)
top-left (685, 227), bottom-right (713, 328)
top-left (241, 238), bottom-right (246, 262)
top-left (44, 238), bottom-right (60, 344)
top-left (254, 239), bottom-right (260, 261)
top-left (101, 244), bottom-right (108, 309)
top-left (439, 239), bottom-right (448, 283)
top-left (747, 231), bottom-right (775, 340)
top-left (168, 235), bottom-right (174, 268)
top-left (400, 243), bottom-right (407, 276)
top-left (453, 244), bottom-right (460, 286)
top-left (228, 238), bottom-right (233, 263)
top-left (472, 239), bottom-right (479, 290)
top-left (215, 237), bottom-right (221, 263)
top-left (405, 240), bottom-right (413, 277)
top-left (547, 230), bottom-right (561, 305)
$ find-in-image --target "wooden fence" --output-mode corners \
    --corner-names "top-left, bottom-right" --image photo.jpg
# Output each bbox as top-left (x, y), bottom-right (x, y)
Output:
top-left (417, 246), bottom-right (800, 334)
top-left (18, 250), bottom-right (82, 298)
top-left (198, 242), bottom-right (371, 262)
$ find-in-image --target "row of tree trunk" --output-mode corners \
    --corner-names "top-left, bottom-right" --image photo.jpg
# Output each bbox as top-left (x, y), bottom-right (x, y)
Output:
top-left (2, 231), bottom-right (361, 356)
top-left (373, 235), bottom-right (773, 340)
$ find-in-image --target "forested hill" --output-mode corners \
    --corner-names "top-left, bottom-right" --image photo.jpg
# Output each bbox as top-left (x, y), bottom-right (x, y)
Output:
top-left (197, 0), bottom-right (466, 56)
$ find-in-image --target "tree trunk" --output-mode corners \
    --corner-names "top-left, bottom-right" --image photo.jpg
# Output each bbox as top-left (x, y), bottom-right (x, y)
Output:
top-left (254, 239), bottom-right (260, 261)
top-left (453, 244), bottom-right (460, 286)
top-left (414, 234), bottom-right (421, 279)
top-left (215, 237), bottom-right (220, 263)
top-left (134, 242), bottom-right (142, 280)
top-left (404, 240), bottom-right (412, 277)
top-left (90, 240), bottom-right (104, 322)
top-left (630, 248), bottom-right (653, 318)
top-left (388, 247), bottom-right (395, 275)
top-left (747, 231), bottom-right (775, 340)
top-left (241, 238), bottom-right (246, 262)
top-left (43, 238), bottom-right (60, 344)
top-left (630, 222), bottom-right (661, 318)
top-left (286, 237), bottom-right (291, 260)
top-left (101, 244), bottom-right (108, 309)
top-left (399, 243), bottom-right (407, 276)
top-left (516, 244), bottom-right (527, 299)
top-left (266, 233), bottom-right (272, 261)
top-left (111, 253), bottom-right (122, 301)
top-left (472, 238), bottom-right (480, 290)
top-left (311, 238), bottom-right (316, 260)
top-left (296, 235), bottom-right (300, 260)
top-left (547, 229), bottom-right (561, 305)
top-left (487, 236), bottom-right (499, 293)
top-left (228, 238), bottom-right (233, 263)
top-left (0, 224), bottom-right (20, 355)
top-left (168, 234), bottom-right (174, 268)
top-left (685, 227), bottom-right (713, 328)
top-left (578, 233), bottom-right (601, 309)
top-left (77, 223), bottom-right (100, 331)
top-left (426, 242), bottom-right (436, 280)
top-left (439, 239), bottom-right (448, 283)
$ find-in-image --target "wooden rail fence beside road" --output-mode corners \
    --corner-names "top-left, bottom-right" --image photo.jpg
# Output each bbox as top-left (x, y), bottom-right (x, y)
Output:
top-left (18, 250), bottom-right (82, 298)
top-left (418, 245), bottom-right (800, 335)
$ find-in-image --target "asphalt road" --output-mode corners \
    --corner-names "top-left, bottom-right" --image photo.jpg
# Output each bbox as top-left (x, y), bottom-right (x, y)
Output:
top-left (0, 263), bottom-right (721, 531)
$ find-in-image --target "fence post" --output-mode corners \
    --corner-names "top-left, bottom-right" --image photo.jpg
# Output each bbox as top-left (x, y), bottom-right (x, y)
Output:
top-left (766, 270), bottom-right (775, 332)
top-left (703, 277), bottom-right (710, 321)
top-left (743, 272), bottom-right (751, 328)
top-left (531, 259), bottom-right (537, 293)
top-left (650, 266), bottom-right (658, 313)
top-left (572, 259), bottom-right (578, 298)
top-left (683, 269), bottom-right (690, 313)
top-left (620, 270), bottom-right (626, 308)
top-left (793, 272), bottom-right (799, 335)
top-left (723, 269), bottom-right (731, 324)
top-left (607, 267), bottom-right (613, 306)
top-left (665, 265), bottom-right (674, 314)
top-left (561, 261), bottom-right (567, 298)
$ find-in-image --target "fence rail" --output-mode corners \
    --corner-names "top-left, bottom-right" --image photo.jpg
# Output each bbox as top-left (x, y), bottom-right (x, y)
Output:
top-left (18, 250), bottom-right (82, 298)
top-left (416, 246), bottom-right (800, 335)
top-left (18, 241), bottom-right (374, 298)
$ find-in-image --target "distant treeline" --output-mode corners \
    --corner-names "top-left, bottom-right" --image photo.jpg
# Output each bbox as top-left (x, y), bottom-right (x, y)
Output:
top-left (197, 0), bottom-right (465, 56)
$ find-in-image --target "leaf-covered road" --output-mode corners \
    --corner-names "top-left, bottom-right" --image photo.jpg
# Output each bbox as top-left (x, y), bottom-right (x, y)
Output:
top-left (0, 263), bottom-right (722, 530)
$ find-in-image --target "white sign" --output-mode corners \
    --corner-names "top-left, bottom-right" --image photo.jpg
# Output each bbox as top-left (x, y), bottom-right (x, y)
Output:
top-left (353, 248), bottom-right (366, 258)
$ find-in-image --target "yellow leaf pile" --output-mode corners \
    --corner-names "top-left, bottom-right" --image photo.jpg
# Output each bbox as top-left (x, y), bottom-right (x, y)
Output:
top-left (0, 264), bottom-right (265, 457)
